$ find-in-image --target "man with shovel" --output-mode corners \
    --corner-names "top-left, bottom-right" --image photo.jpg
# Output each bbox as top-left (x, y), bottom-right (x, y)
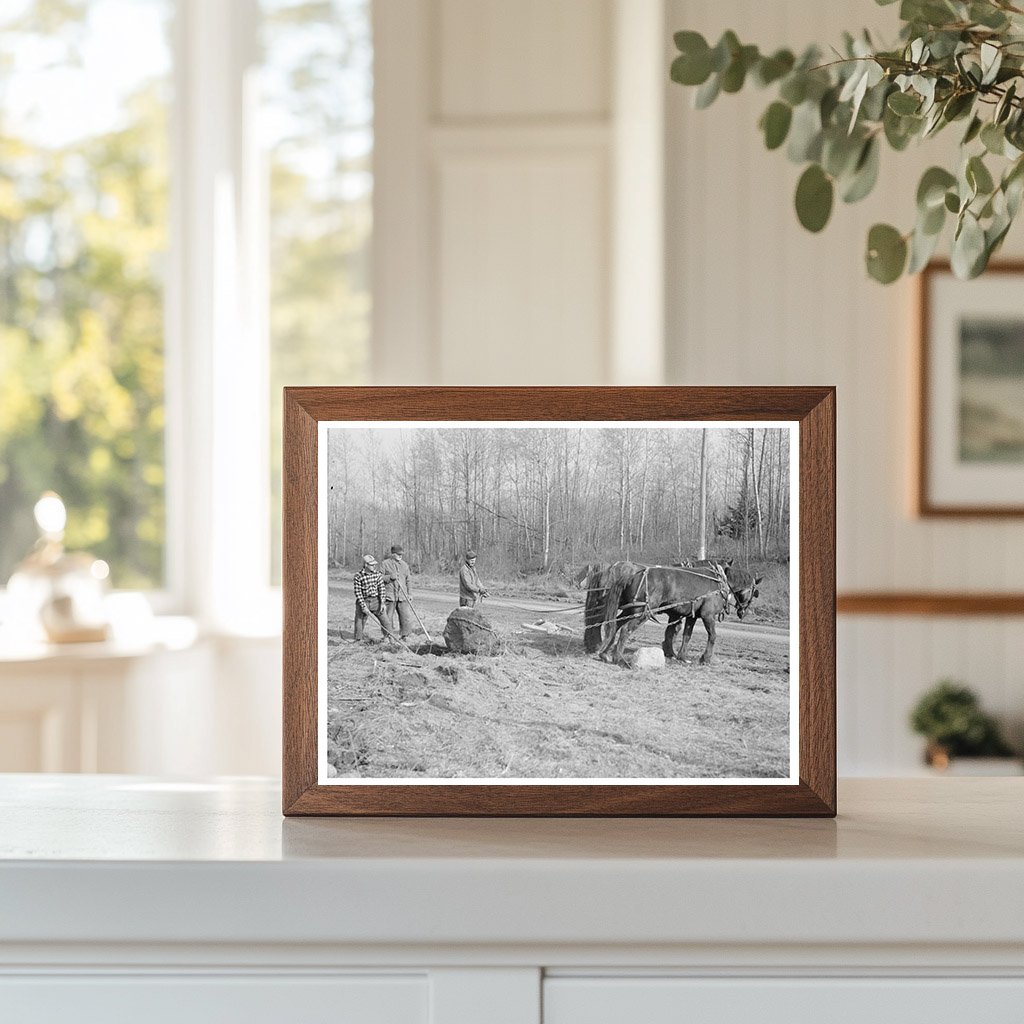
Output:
top-left (353, 554), bottom-right (391, 641)
top-left (381, 544), bottom-right (414, 639)
top-left (458, 550), bottom-right (489, 608)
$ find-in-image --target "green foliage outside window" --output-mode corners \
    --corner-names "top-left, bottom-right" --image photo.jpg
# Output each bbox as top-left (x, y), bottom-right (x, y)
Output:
top-left (264, 0), bottom-right (372, 582)
top-left (0, 0), bottom-right (373, 592)
top-left (0, 0), bottom-right (170, 587)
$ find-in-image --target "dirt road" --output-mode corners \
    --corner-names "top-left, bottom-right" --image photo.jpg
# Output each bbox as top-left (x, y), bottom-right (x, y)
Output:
top-left (328, 576), bottom-right (788, 648)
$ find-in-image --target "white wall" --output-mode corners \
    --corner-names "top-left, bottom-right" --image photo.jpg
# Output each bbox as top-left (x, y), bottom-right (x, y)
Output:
top-left (373, 0), bottom-right (665, 386)
top-left (664, 0), bottom-right (1024, 772)
top-left (184, 0), bottom-right (1024, 779)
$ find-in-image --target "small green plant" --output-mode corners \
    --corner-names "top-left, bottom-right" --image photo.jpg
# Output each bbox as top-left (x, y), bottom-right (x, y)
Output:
top-left (909, 679), bottom-right (1015, 757)
top-left (670, 0), bottom-right (1024, 283)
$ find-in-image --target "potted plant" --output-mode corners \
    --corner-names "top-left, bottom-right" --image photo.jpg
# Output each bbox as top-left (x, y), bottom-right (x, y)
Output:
top-left (909, 679), bottom-right (1019, 772)
top-left (670, 0), bottom-right (1024, 283)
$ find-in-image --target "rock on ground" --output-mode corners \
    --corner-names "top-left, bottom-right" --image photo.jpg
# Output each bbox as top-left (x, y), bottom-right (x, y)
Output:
top-left (629, 646), bottom-right (665, 671)
top-left (443, 608), bottom-right (499, 654)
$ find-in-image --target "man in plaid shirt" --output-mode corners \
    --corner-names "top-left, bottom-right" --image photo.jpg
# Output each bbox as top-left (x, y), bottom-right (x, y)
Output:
top-left (353, 554), bottom-right (390, 641)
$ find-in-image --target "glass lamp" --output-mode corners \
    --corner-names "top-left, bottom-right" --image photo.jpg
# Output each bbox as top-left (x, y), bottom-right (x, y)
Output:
top-left (5, 493), bottom-right (111, 644)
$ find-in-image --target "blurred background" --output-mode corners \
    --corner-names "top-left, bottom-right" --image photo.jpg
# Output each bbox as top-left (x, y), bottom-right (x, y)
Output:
top-left (1, 0), bottom-right (1021, 777)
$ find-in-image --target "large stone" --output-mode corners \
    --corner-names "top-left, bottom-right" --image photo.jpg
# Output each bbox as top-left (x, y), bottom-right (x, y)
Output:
top-left (443, 608), bottom-right (499, 655)
top-left (629, 646), bottom-right (665, 671)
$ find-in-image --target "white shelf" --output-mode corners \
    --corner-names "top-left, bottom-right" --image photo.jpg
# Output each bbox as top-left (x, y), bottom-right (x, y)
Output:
top-left (1, 776), bottom-right (1023, 951)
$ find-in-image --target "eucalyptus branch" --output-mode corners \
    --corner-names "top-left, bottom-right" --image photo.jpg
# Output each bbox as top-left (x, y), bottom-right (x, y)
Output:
top-left (670, 0), bottom-right (1024, 283)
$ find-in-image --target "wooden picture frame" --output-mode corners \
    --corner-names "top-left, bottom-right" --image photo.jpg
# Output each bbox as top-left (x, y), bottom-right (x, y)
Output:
top-left (917, 261), bottom-right (1024, 517)
top-left (283, 387), bottom-right (836, 816)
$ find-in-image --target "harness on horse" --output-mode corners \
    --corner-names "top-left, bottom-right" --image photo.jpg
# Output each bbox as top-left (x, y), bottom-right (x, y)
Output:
top-left (622, 563), bottom-right (730, 622)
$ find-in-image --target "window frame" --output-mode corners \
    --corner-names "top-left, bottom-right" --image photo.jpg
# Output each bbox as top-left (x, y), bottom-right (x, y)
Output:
top-left (165, 0), bottom-right (279, 632)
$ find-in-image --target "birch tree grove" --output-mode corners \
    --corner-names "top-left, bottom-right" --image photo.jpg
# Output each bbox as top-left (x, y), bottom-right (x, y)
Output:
top-left (327, 427), bottom-right (791, 573)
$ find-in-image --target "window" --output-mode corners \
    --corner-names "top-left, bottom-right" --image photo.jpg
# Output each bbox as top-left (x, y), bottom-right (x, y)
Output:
top-left (1, 0), bottom-right (373, 618)
top-left (262, 0), bottom-right (372, 580)
top-left (0, 0), bottom-right (172, 589)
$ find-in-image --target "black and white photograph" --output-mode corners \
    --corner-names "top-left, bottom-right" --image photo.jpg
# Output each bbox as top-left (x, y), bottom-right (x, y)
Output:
top-left (317, 422), bottom-right (798, 785)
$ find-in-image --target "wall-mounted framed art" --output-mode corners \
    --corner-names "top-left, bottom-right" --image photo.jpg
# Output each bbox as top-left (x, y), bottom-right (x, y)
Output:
top-left (282, 387), bottom-right (835, 817)
top-left (918, 261), bottom-right (1024, 517)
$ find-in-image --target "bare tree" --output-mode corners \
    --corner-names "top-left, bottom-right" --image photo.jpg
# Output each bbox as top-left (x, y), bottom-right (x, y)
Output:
top-left (697, 428), bottom-right (708, 560)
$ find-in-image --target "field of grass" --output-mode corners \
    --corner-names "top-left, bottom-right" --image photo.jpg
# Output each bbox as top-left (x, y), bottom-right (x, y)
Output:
top-left (325, 592), bottom-right (791, 780)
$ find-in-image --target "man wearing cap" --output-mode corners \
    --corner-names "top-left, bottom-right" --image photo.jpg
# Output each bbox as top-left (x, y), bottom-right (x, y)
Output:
top-left (381, 544), bottom-right (414, 638)
top-left (353, 554), bottom-right (389, 641)
top-left (459, 550), bottom-right (489, 608)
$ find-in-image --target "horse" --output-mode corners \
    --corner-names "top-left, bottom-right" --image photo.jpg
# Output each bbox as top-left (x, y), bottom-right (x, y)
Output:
top-left (598, 563), bottom-right (730, 666)
top-left (582, 560), bottom-right (643, 653)
top-left (726, 567), bottom-right (763, 619)
top-left (674, 588), bottom-right (730, 664)
top-left (691, 559), bottom-right (763, 620)
top-left (688, 561), bottom-right (761, 614)
top-left (661, 562), bottom-right (766, 664)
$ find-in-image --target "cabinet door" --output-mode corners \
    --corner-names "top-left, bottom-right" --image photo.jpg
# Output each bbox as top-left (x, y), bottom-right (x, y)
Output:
top-left (0, 974), bottom-right (428, 1024)
top-left (544, 977), bottom-right (1024, 1024)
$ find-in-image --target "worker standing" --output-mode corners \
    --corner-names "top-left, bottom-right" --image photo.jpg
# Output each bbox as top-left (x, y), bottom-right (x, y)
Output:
top-left (352, 554), bottom-right (389, 641)
top-left (458, 550), bottom-right (489, 607)
top-left (381, 544), bottom-right (414, 639)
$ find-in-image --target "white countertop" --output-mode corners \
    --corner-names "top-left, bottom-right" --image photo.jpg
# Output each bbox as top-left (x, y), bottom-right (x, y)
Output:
top-left (2, 776), bottom-right (1023, 950)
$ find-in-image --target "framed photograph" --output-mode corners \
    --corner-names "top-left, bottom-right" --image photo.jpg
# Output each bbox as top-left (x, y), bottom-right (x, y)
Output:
top-left (283, 387), bottom-right (835, 816)
top-left (918, 261), bottom-right (1024, 516)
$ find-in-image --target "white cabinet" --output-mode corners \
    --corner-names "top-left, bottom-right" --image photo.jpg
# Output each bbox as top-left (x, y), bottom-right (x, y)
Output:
top-left (544, 978), bottom-right (1024, 1024)
top-left (0, 975), bottom-right (428, 1024)
top-left (1, 777), bottom-right (1023, 1023)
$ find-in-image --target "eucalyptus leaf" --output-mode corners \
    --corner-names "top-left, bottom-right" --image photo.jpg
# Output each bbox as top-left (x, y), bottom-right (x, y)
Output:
top-left (884, 106), bottom-right (922, 150)
top-left (981, 122), bottom-right (1006, 155)
top-left (1006, 172), bottom-right (1024, 218)
top-left (942, 92), bottom-right (974, 122)
top-left (967, 154), bottom-right (995, 195)
top-left (787, 101), bottom-right (823, 162)
top-left (962, 115), bottom-right (983, 145)
top-left (888, 90), bottom-right (921, 115)
top-left (927, 30), bottom-right (963, 60)
top-left (822, 128), bottom-right (864, 178)
top-left (795, 164), bottom-right (834, 232)
top-left (996, 82), bottom-right (1017, 124)
top-left (694, 73), bottom-right (721, 109)
top-left (866, 223), bottom-right (908, 283)
top-left (754, 49), bottom-right (795, 87)
top-left (842, 137), bottom-right (881, 203)
top-left (1003, 158), bottom-right (1024, 217)
top-left (980, 42), bottom-right (1003, 86)
top-left (721, 44), bottom-right (759, 92)
top-left (908, 222), bottom-right (943, 273)
top-left (922, 104), bottom-right (946, 137)
top-left (917, 166), bottom-right (957, 210)
top-left (920, 200), bottom-right (946, 235)
top-left (820, 85), bottom-right (841, 126)
top-left (914, 75), bottom-right (937, 111)
top-left (951, 212), bottom-right (986, 278)
top-left (710, 31), bottom-right (740, 73)
top-left (861, 79), bottom-right (892, 122)
top-left (987, 211), bottom-right (1013, 259)
top-left (970, 2), bottom-right (1009, 30)
top-left (779, 73), bottom-right (807, 106)
top-left (760, 101), bottom-right (793, 150)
